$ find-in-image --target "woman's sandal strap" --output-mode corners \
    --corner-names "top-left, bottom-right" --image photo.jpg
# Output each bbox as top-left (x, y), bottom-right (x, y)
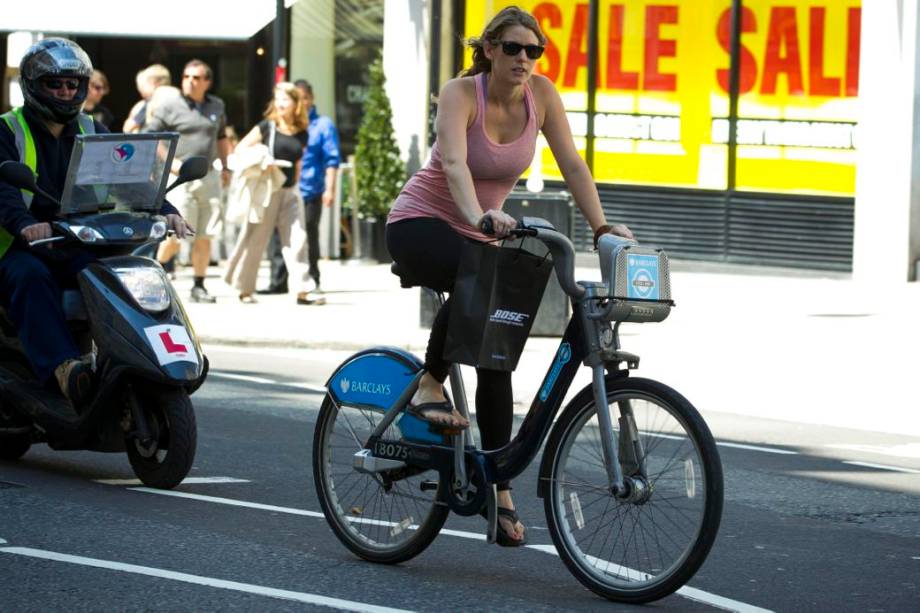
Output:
top-left (406, 400), bottom-right (465, 430)
top-left (482, 506), bottom-right (528, 547)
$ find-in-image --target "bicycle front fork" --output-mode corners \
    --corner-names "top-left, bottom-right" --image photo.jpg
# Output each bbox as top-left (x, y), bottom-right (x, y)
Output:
top-left (591, 365), bottom-right (649, 500)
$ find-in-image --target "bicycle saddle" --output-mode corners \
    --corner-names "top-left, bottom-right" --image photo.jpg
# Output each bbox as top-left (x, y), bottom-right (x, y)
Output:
top-left (390, 262), bottom-right (421, 289)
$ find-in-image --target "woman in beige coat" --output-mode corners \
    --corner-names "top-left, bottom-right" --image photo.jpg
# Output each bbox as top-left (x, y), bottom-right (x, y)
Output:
top-left (223, 82), bottom-right (319, 304)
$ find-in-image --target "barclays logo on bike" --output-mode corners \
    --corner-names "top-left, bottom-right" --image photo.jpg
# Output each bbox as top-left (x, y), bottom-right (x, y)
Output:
top-left (338, 377), bottom-right (391, 396)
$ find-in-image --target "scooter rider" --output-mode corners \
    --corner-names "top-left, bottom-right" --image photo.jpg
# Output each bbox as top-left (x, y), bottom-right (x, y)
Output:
top-left (0, 38), bottom-right (192, 408)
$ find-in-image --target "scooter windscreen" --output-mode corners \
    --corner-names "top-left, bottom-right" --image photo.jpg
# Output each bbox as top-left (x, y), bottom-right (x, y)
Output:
top-left (58, 133), bottom-right (179, 215)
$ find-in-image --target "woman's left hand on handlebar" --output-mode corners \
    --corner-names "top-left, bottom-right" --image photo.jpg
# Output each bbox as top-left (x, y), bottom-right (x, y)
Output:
top-left (166, 214), bottom-right (195, 239)
top-left (608, 223), bottom-right (634, 240)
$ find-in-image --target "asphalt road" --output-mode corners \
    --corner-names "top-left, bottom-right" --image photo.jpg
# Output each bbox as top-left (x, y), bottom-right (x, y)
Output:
top-left (1, 345), bottom-right (918, 612)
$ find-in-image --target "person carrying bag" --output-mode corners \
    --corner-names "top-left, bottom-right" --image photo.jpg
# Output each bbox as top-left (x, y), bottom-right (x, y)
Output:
top-left (383, 7), bottom-right (633, 547)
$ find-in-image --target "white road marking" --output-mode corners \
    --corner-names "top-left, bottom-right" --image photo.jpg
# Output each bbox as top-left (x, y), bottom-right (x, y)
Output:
top-left (129, 488), bottom-right (324, 518)
top-left (826, 443), bottom-right (920, 459)
top-left (841, 461), bottom-right (920, 474)
top-left (526, 545), bottom-right (772, 613)
top-left (0, 546), bottom-right (412, 613)
top-left (677, 586), bottom-right (775, 613)
top-left (130, 487), bottom-right (486, 539)
top-left (645, 432), bottom-right (797, 455)
top-left (208, 372), bottom-right (277, 385)
top-left (129, 488), bottom-right (764, 611)
top-left (96, 477), bottom-right (250, 486)
top-left (209, 371), bottom-right (325, 394)
top-left (0, 538), bottom-right (6, 545)
top-left (716, 442), bottom-right (797, 455)
top-left (286, 382), bottom-right (328, 394)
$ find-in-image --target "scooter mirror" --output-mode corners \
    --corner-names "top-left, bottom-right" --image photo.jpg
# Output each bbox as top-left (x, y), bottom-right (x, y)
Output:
top-left (0, 160), bottom-right (39, 192)
top-left (166, 156), bottom-right (210, 193)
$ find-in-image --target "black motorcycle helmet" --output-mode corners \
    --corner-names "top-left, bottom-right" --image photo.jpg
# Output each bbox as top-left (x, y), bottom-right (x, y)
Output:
top-left (19, 38), bottom-right (93, 124)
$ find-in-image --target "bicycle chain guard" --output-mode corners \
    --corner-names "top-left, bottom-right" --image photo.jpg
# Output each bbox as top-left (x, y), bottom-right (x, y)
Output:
top-left (445, 452), bottom-right (489, 516)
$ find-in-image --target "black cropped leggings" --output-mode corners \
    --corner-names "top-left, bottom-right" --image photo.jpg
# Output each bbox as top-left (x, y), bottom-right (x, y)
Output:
top-left (386, 218), bottom-right (513, 490)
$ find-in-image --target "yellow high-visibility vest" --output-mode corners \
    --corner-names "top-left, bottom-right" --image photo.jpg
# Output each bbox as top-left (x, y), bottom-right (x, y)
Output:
top-left (0, 108), bottom-right (94, 258)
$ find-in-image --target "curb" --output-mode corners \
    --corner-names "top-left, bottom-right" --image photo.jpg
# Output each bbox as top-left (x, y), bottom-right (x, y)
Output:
top-left (198, 336), bottom-right (427, 353)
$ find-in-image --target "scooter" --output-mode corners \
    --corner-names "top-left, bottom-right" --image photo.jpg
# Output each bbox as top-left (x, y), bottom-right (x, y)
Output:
top-left (0, 155), bottom-right (210, 489)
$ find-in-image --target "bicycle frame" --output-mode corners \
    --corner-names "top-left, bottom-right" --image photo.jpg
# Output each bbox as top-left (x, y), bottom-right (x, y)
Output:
top-left (361, 277), bottom-right (645, 500)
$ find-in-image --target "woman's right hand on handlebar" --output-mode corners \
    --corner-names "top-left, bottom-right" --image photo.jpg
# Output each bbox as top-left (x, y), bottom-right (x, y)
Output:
top-left (477, 209), bottom-right (517, 238)
top-left (20, 222), bottom-right (52, 243)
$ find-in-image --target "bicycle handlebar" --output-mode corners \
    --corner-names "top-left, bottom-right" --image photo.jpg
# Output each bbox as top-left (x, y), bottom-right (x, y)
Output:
top-left (480, 217), bottom-right (586, 299)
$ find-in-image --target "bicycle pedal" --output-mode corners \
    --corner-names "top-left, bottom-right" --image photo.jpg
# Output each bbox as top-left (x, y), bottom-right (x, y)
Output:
top-left (419, 480), bottom-right (439, 492)
top-left (426, 423), bottom-right (461, 439)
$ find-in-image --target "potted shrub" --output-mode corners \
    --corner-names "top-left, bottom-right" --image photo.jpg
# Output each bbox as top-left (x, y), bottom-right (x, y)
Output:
top-left (355, 56), bottom-right (406, 263)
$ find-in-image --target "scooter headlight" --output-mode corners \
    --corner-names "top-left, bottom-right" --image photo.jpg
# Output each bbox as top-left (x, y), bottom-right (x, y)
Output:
top-left (69, 225), bottom-right (105, 243)
top-left (114, 267), bottom-right (171, 312)
top-left (149, 220), bottom-right (168, 240)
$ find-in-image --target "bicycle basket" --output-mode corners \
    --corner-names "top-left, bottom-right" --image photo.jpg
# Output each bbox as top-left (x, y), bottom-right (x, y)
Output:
top-left (597, 234), bottom-right (673, 323)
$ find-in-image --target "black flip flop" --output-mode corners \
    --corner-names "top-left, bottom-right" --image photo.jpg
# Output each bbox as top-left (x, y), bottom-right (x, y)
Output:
top-left (481, 506), bottom-right (527, 547)
top-left (406, 400), bottom-right (467, 431)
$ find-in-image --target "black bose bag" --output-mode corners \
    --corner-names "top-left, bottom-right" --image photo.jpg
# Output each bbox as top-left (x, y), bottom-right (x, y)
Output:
top-left (443, 241), bottom-right (552, 371)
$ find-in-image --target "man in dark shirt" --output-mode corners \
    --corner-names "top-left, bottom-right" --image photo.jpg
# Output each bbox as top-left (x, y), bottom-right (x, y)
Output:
top-left (0, 38), bottom-right (190, 407)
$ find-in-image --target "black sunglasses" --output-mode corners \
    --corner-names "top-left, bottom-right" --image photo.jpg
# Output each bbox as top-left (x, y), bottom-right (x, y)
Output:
top-left (497, 40), bottom-right (544, 60)
top-left (42, 78), bottom-right (81, 91)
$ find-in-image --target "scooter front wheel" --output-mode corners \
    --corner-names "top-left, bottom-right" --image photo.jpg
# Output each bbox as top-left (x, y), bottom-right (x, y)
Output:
top-left (125, 384), bottom-right (197, 489)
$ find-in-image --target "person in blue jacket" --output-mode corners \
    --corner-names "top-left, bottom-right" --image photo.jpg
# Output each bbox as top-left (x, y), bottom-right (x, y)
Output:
top-left (0, 38), bottom-right (190, 407)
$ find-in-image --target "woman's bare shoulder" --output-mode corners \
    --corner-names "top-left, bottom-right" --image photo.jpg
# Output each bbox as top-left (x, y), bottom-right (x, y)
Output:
top-left (440, 76), bottom-right (477, 99)
top-left (528, 73), bottom-right (558, 99)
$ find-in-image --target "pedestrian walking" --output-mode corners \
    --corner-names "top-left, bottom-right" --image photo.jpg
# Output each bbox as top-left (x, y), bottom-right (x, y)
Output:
top-left (223, 82), bottom-right (319, 305)
top-left (123, 64), bottom-right (171, 133)
top-left (259, 79), bottom-right (339, 295)
top-left (145, 59), bottom-right (231, 303)
top-left (83, 69), bottom-right (114, 129)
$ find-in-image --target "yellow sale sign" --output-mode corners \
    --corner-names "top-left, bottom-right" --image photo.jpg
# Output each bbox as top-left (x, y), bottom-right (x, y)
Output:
top-left (464, 0), bottom-right (860, 196)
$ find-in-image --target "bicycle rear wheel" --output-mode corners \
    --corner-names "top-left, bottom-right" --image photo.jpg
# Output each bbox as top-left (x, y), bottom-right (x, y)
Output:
top-left (312, 393), bottom-right (448, 564)
top-left (543, 377), bottom-right (723, 603)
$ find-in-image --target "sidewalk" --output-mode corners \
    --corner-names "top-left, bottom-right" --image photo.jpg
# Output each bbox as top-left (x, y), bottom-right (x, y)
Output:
top-left (177, 257), bottom-right (920, 438)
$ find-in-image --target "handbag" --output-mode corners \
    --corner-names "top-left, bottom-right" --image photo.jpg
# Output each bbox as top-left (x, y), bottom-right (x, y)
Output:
top-left (443, 240), bottom-right (552, 371)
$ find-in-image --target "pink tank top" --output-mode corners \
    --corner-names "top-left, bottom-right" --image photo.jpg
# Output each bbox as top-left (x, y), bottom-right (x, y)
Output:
top-left (387, 72), bottom-right (538, 241)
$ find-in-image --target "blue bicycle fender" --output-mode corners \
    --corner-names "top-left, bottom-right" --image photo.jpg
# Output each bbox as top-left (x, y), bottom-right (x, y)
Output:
top-left (325, 346), bottom-right (446, 444)
top-left (326, 346), bottom-right (422, 411)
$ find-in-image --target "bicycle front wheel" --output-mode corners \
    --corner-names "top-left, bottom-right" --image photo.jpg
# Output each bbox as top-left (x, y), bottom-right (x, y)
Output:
top-left (543, 377), bottom-right (723, 603)
top-left (312, 393), bottom-right (449, 564)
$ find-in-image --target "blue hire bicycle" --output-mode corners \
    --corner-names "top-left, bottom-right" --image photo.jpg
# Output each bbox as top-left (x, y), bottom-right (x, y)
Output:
top-left (312, 217), bottom-right (723, 603)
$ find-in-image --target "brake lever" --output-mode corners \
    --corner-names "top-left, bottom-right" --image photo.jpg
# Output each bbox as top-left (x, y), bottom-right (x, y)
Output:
top-left (28, 236), bottom-right (66, 247)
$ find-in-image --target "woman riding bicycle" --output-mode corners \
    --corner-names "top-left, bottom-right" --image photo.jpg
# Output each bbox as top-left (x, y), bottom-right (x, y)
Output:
top-left (385, 6), bottom-right (633, 546)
